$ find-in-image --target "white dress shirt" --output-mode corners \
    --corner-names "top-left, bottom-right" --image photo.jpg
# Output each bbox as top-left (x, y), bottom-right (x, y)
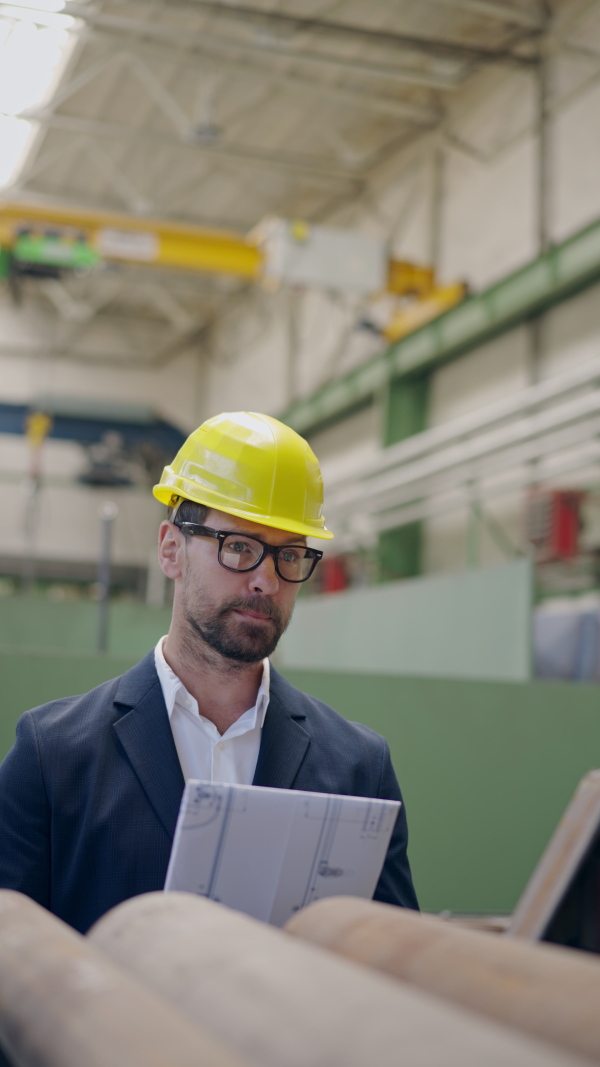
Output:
top-left (154, 636), bottom-right (269, 785)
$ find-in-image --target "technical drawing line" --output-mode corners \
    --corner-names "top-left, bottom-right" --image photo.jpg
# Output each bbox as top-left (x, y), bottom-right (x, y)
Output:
top-left (299, 797), bottom-right (343, 907)
top-left (320, 798), bottom-right (340, 863)
top-left (206, 786), bottom-right (235, 899)
top-left (182, 787), bottom-right (223, 831)
top-left (362, 801), bottom-right (385, 834)
top-left (300, 797), bottom-right (332, 906)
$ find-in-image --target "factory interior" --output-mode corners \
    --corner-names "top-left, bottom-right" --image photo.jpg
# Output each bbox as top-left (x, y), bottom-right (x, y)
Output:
top-left (3, 0), bottom-right (600, 1063)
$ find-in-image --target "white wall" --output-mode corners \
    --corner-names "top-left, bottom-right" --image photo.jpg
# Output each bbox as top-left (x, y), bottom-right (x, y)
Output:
top-left (0, 294), bottom-right (202, 570)
top-left (0, 434), bottom-right (163, 568)
top-left (428, 327), bottom-right (532, 427)
top-left (307, 403), bottom-right (380, 486)
top-left (0, 294), bottom-right (203, 432)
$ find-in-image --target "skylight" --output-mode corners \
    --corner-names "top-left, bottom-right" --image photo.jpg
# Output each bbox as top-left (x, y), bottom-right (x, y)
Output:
top-left (0, 0), bottom-right (77, 190)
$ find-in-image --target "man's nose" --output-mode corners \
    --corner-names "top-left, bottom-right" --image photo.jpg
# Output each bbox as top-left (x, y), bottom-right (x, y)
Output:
top-left (247, 553), bottom-right (279, 594)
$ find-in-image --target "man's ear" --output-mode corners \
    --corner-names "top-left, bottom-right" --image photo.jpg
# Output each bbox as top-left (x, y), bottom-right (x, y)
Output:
top-left (158, 521), bottom-right (184, 580)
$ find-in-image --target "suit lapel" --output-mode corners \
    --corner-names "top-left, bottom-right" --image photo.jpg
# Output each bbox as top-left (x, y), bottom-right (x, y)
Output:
top-left (253, 672), bottom-right (311, 789)
top-left (112, 656), bottom-right (184, 840)
top-left (111, 655), bottom-right (310, 820)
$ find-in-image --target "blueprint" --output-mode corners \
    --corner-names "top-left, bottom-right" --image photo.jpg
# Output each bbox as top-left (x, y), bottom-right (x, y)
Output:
top-left (164, 781), bottom-right (400, 926)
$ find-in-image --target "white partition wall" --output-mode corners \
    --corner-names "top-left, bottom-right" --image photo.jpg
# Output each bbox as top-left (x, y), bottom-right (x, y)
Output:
top-left (277, 560), bottom-right (532, 682)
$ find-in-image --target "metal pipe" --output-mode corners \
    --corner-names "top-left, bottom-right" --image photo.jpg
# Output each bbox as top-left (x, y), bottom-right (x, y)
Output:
top-left (286, 896), bottom-right (600, 1065)
top-left (97, 501), bottom-right (117, 655)
top-left (90, 891), bottom-right (590, 1067)
top-left (342, 413), bottom-right (600, 540)
top-left (367, 432), bottom-right (600, 541)
top-left (328, 387), bottom-right (600, 518)
top-left (329, 352), bottom-right (600, 492)
top-left (0, 890), bottom-right (248, 1067)
top-left (20, 477), bottom-right (41, 595)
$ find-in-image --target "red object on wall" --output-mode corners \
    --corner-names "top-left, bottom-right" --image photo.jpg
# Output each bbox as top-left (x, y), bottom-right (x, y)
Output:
top-left (526, 490), bottom-right (585, 562)
top-left (320, 556), bottom-right (348, 594)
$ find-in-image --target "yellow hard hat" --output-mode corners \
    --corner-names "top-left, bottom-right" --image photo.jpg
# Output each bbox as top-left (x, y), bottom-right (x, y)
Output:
top-left (153, 411), bottom-right (333, 540)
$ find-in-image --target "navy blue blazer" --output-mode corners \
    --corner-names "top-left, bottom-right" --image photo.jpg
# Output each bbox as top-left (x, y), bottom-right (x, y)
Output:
top-left (0, 652), bottom-right (418, 931)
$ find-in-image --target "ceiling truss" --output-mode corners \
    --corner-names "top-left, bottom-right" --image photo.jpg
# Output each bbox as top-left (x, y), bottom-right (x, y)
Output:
top-left (0, 0), bottom-right (596, 371)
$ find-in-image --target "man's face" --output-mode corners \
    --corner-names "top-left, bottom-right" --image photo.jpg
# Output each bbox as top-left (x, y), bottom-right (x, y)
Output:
top-left (160, 508), bottom-right (304, 664)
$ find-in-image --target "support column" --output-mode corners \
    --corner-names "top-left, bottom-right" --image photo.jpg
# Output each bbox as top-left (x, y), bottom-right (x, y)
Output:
top-left (429, 140), bottom-right (445, 275)
top-left (536, 52), bottom-right (553, 257)
top-left (378, 374), bottom-right (429, 581)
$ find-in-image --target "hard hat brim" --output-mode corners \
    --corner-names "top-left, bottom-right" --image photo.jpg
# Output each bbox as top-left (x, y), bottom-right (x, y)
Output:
top-left (153, 483), bottom-right (334, 540)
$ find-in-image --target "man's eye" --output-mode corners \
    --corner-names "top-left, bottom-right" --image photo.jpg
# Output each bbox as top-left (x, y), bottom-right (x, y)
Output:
top-left (281, 549), bottom-right (301, 563)
top-left (225, 540), bottom-right (251, 554)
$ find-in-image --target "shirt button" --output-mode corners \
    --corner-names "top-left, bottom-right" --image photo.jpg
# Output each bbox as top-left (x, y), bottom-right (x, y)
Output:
top-left (217, 741), bottom-right (225, 751)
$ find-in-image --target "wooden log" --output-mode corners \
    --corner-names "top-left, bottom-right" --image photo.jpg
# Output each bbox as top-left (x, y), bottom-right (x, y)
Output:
top-left (285, 895), bottom-right (600, 1064)
top-left (90, 890), bottom-right (591, 1067)
top-left (0, 890), bottom-right (249, 1067)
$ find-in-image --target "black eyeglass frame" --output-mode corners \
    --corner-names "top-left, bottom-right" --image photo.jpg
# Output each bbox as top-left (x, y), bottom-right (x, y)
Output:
top-left (174, 522), bottom-right (323, 583)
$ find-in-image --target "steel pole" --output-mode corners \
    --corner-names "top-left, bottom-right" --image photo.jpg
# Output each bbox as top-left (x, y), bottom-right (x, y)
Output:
top-left (537, 52), bottom-right (553, 256)
top-left (97, 501), bottom-right (118, 654)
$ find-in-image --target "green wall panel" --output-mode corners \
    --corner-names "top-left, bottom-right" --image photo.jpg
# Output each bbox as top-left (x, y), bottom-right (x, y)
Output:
top-left (1, 642), bottom-right (597, 919)
top-left (379, 373), bottom-right (429, 579)
top-left (0, 596), bottom-right (171, 657)
top-left (278, 559), bottom-right (532, 681)
top-left (282, 668), bottom-right (600, 916)
top-left (0, 647), bottom-right (137, 766)
top-left (378, 523), bottom-right (422, 581)
top-left (383, 374), bottom-right (429, 447)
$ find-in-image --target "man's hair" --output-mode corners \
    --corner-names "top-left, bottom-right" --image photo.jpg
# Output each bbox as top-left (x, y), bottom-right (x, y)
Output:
top-left (168, 497), bottom-right (209, 529)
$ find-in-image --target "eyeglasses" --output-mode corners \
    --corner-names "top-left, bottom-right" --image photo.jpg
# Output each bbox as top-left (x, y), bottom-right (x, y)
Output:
top-left (175, 523), bottom-right (323, 583)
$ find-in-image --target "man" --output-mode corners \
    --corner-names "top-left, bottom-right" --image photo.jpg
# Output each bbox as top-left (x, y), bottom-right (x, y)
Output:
top-left (0, 411), bottom-right (418, 932)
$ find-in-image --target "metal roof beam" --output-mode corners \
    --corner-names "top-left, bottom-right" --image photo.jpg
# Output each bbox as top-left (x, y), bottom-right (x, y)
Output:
top-left (427, 0), bottom-right (543, 29)
top-left (98, 37), bottom-right (442, 125)
top-left (15, 112), bottom-right (365, 188)
top-left (0, 9), bottom-right (441, 123)
top-left (51, 4), bottom-right (463, 90)
top-left (0, 342), bottom-right (190, 367)
top-left (29, 35), bottom-right (439, 126)
top-left (108, 0), bottom-right (537, 66)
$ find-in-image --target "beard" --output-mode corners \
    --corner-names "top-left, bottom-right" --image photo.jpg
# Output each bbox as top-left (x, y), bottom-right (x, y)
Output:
top-left (183, 589), bottom-right (289, 664)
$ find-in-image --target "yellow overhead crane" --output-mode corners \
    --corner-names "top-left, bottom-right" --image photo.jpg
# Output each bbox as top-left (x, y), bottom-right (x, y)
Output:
top-left (0, 201), bottom-right (441, 298)
top-left (0, 201), bottom-right (262, 280)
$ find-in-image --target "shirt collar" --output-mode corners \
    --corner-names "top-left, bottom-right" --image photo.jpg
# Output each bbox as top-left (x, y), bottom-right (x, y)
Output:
top-left (154, 636), bottom-right (270, 728)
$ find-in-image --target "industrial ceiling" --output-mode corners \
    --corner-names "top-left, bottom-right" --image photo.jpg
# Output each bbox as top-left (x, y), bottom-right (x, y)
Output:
top-left (11, 0), bottom-right (548, 225)
top-left (0, 0), bottom-right (593, 371)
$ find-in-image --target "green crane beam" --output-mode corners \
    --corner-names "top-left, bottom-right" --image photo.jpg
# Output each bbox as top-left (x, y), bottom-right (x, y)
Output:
top-left (281, 216), bottom-right (600, 436)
